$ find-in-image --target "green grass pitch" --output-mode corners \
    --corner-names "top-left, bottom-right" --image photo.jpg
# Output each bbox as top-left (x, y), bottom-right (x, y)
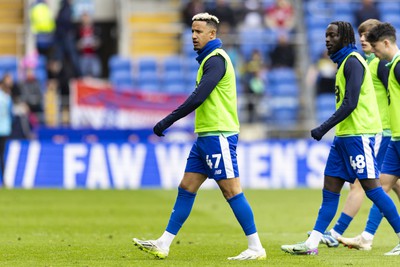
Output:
top-left (0, 188), bottom-right (399, 266)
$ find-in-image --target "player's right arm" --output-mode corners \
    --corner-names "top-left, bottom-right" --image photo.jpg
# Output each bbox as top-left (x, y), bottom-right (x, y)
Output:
top-left (153, 56), bottom-right (225, 136)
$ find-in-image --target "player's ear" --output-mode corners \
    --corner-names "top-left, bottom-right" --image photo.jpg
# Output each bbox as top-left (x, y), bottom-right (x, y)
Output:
top-left (383, 39), bottom-right (390, 48)
top-left (210, 29), bottom-right (216, 39)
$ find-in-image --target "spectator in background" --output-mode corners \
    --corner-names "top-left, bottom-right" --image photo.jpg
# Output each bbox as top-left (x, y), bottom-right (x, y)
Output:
top-left (354, 0), bottom-right (380, 27)
top-left (18, 64), bottom-right (44, 127)
top-left (29, 0), bottom-right (55, 59)
top-left (240, 0), bottom-right (263, 29)
top-left (1, 73), bottom-right (31, 140)
top-left (264, 0), bottom-right (295, 34)
top-left (76, 12), bottom-right (102, 77)
top-left (0, 74), bottom-right (13, 183)
top-left (54, 0), bottom-right (81, 78)
top-left (206, 0), bottom-right (237, 30)
top-left (218, 22), bottom-right (240, 68)
top-left (309, 51), bottom-right (337, 96)
top-left (181, 0), bottom-right (205, 29)
top-left (243, 49), bottom-right (266, 123)
top-left (269, 33), bottom-right (295, 68)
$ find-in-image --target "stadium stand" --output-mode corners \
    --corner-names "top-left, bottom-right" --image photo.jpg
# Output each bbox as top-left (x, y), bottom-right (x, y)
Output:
top-left (315, 93), bottom-right (336, 124)
top-left (10, 0), bottom-right (400, 138)
top-left (0, 55), bottom-right (18, 80)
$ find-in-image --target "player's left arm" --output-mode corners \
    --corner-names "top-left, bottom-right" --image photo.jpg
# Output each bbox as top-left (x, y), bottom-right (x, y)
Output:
top-left (311, 57), bottom-right (363, 140)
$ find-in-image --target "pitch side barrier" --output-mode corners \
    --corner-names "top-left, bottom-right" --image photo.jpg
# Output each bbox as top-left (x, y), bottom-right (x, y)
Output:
top-left (2, 139), bottom-right (333, 189)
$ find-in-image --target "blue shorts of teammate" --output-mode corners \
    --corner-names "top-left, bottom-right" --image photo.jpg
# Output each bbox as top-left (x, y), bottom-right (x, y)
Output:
top-left (374, 133), bottom-right (391, 170)
top-left (381, 140), bottom-right (400, 177)
top-left (324, 136), bottom-right (379, 183)
top-left (185, 133), bottom-right (239, 180)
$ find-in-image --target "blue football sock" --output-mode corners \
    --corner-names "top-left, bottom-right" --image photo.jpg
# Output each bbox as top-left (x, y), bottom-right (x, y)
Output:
top-left (365, 187), bottom-right (400, 233)
top-left (165, 187), bottom-right (196, 235)
top-left (333, 212), bottom-right (353, 235)
top-left (365, 204), bottom-right (383, 235)
top-left (313, 189), bottom-right (340, 233)
top-left (228, 192), bottom-right (257, 235)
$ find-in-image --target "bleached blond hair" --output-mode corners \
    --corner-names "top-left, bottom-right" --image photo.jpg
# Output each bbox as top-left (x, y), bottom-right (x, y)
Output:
top-left (192, 12), bottom-right (219, 29)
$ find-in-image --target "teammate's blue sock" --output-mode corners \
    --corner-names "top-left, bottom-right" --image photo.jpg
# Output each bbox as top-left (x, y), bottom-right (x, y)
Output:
top-left (313, 189), bottom-right (340, 233)
top-left (333, 212), bottom-right (353, 235)
top-left (228, 192), bottom-right (257, 235)
top-left (166, 187), bottom-right (196, 235)
top-left (365, 187), bottom-right (400, 233)
top-left (365, 204), bottom-right (383, 235)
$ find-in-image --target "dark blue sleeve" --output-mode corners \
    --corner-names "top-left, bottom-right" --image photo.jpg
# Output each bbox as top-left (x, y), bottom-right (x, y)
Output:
top-left (377, 60), bottom-right (389, 89)
top-left (316, 56), bottom-right (364, 135)
top-left (395, 61), bottom-right (400, 84)
top-left (158, 55), bottom-right (226, 127)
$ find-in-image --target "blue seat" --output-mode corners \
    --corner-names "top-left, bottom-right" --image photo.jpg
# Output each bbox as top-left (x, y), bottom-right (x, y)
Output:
top-left (261, 0), bottom-right (275, 8)
top-left (181, 28), bottom-right (195, 56)
top-left (304, 0), bottom-right (330, 16)
top-left (184, 58), bottom-right (198, 86)
top-left (137, 71), bottom-right (160, 92)
top-left (110, 70), bottom-right (134, 90)
top-left (108, 55), bottom-right (132, 72)
top-left (331, 1), bottom-right (358, 13)
top-left (139, 82), bottom-right (160, 92)
top-left (0, 55), bottom-right (18, 72)
top-left (270, 67), bottom-right (296, 80)
top-left (164, 80), bottom-right (187, 94)
top-left (0, 69), bottom-right (18, 82)
top-left (267, 68), bottom-right (297, 86)
top-left (269, 83), bottom-right (299, 97)
top-left (162, 71), bottom-right (189, 94)
top-left (378, 2), bottom-right (400, 14)
top-left (381, 13), bottom-right (400, 29)
top-left (316, 93), bottom-right (336, 123)
top-left (163, 55), bottom-right (184, 73)
top-left (37, 55), bottom-right (47, 69)
top-left (184, 57), bottom-right (198, 72)
top-left (316, 108), bottom-right (333, 124)
top-left (268, 96), bottom-right (299, 127)
top-left (306, 18), bottom-right (330, 30)
top-left (333, 12), bottom-right (355, 27)
top-left (137, 56), bottom-right (158, 73)
top-left (316, 93), bottom-right (335, 109)
top-left (309, 41), bottom-right (326, 63)
top-left (239, 28), bottom-right (274, 61)
top-left (308, 27), bottom-right (326, 43)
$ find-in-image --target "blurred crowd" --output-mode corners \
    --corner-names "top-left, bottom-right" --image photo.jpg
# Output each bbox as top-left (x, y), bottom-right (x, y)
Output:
top-left (0, 0), bottom-right (389, 137)
top-left (0, 0), bottom-right (102, 135)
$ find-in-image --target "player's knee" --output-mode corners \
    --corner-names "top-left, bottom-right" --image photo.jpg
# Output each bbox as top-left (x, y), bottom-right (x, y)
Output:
top-left (359, 179), bottom-right (381, 191)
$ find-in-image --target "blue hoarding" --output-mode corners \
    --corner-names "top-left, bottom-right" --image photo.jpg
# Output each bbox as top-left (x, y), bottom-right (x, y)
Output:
top-left (3, 139), bottom-right (331, 189)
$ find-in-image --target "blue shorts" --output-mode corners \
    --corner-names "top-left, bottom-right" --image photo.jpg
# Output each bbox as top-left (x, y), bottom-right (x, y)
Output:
top-left (381, 140), bottom-right (400, 177)
top-left (374, 133), bottom-right (391, 170)
top-left (324, 136), bottom-right (379, 183)
top-left (185, 134), bottom-right (239, 180)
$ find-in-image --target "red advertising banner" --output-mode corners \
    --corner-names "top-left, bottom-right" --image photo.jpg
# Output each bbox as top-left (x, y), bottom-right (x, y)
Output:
top-left (70, 79), bottom-right (192, 129)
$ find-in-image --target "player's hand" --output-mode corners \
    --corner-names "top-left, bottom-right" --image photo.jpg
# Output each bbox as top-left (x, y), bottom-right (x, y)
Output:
top-left (311, 127), bottom-right (323, 141)
top-left (153, 122), bottom-right (166, 137)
